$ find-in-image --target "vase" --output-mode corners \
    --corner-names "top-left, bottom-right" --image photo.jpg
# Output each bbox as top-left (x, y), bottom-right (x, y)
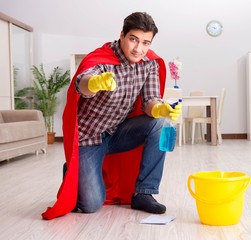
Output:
top-left (47, 132), bottom-right (56, 144)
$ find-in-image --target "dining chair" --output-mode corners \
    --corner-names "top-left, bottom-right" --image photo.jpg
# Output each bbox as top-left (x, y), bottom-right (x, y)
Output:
top-left (188, 88), bottom-right (226, 144)
top-left (183, 90), bottom-right (205, 143)
top-left (163, 87), bottom-right (185, 146)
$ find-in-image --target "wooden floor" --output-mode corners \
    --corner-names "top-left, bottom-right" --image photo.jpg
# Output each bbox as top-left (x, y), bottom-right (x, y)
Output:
top-left (1, 140), bottom-right (251, 240)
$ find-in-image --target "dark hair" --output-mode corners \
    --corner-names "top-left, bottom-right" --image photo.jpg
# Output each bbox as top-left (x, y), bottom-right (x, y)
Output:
top-left (122, 12), bottom-right (158, 38)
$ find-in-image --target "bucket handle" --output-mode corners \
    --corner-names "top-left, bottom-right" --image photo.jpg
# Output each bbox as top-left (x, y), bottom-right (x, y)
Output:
top-left (187, 175), bottom-right (251, 205)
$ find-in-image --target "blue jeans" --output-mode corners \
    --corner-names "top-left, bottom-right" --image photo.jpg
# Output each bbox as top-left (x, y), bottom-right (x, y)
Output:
top-left (77, 115), bottom-right (166, 213)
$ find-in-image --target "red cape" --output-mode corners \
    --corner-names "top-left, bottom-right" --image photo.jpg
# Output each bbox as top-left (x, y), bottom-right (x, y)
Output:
top-left (42, 42), bottom-right (166, 220)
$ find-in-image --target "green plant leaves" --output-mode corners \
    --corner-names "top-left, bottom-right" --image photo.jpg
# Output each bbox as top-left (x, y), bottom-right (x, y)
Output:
top-left (31, 64), bottom-right (70, 132)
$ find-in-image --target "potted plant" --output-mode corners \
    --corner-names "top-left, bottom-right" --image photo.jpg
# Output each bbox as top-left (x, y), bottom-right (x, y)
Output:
top-left (31, 64), bottom-right (70, 144)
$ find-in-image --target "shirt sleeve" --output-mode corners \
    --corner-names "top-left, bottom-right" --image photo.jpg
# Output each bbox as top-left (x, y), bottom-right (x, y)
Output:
top-left (141, 60), bottom-right (163, 109)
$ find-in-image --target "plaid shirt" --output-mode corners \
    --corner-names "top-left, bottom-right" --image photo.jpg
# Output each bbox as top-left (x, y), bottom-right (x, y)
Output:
top-left (75, 40), bottom-right (162, 146)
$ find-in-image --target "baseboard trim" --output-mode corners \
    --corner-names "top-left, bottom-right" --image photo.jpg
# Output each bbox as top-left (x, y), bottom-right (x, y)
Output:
top-left (55, 136), bottom-right (64, 142)
top-left (222, 134), bottom-right (247, 139)
top-left (55, 134), bottom-right (248, 142)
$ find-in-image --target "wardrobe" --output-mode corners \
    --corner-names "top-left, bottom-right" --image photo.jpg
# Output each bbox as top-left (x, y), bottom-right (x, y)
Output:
top-left (0, 12), bottom-right (33, 110)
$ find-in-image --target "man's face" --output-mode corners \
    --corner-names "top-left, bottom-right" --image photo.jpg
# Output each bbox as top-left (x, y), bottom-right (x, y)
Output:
top-left (120, 29), bottom-right (153, 63)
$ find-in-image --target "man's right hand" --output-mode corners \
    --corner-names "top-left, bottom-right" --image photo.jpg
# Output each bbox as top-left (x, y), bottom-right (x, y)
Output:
top-left (88, 72), bottom-right (116, 93)
top-left (151, 102), bottom-right (182, 121)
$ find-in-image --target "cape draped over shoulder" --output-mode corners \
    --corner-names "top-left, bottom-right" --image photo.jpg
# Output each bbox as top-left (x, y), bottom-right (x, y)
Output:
top-left (42, 42), bottom-right (166, 220)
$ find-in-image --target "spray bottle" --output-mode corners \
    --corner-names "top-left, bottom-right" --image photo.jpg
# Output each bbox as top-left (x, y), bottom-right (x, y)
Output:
top-left (159, 99), bottom-right (181, 152)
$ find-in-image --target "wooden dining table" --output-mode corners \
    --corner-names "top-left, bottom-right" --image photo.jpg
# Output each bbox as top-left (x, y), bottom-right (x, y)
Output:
top-left (182, 96), bottom-right (218, 146)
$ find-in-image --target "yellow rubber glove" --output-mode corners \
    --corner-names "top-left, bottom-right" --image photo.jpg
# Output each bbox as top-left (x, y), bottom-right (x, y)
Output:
top-left (88, 72), bottom-right (116, 93)
top-left (151, 102), bottom-right (182, 121)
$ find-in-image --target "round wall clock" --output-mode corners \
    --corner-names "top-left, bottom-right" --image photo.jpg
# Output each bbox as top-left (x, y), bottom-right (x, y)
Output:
top-left (206, 20), bottom-right (223, 37)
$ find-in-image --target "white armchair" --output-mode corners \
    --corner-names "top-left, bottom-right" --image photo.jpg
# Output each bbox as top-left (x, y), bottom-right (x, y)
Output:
top-left (0, 110), bottom-right (47, 161)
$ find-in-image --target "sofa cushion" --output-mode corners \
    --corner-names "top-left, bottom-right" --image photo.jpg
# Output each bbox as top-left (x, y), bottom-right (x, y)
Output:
top-left (0, 121), bottom-right (45, 144)
top-left (0, 112), bottom-right (3, 123)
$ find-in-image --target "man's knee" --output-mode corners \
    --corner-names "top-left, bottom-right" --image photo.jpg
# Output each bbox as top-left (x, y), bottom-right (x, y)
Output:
top-left (78, 196), bottom-right (105, 213)
top-left (150, 117), bottom-right (165, 133)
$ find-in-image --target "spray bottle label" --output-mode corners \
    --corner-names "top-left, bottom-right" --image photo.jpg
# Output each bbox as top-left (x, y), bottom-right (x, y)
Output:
top-left (159, 124), bottom-right (176, 152)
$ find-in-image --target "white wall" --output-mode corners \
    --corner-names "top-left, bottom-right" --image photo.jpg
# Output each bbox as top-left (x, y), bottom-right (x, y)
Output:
top-left (1, 0), bottom-right (251, 136)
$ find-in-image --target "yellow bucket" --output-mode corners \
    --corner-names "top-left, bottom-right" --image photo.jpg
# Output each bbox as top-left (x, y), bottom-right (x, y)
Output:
top-left (188, 171), bottom-right (250, 226)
